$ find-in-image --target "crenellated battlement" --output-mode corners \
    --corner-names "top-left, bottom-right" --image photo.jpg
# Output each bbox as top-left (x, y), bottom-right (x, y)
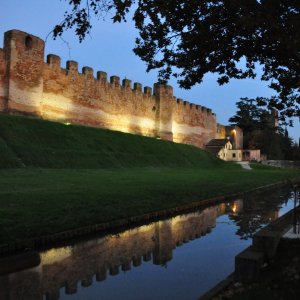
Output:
top-left (45, 53), bottom-right (157, 101)
top-left (0, 29), bottom-right (218, 148)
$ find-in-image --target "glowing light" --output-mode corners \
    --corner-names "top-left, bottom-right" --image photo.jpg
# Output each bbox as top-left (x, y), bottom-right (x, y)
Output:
top-left (63, 122), bottom-right (71, 126)
top-left (232, 203), bottom-right (237, 213)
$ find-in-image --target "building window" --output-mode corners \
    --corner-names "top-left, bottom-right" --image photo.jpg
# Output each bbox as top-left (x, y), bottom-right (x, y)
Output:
top-left (25, 36), bottom-right (33, 50)
top-left (232, 153), bottom-right (236, 158)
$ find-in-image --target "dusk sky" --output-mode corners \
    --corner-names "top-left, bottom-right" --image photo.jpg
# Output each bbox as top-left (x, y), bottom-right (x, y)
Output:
top-left (1, 0), bottom-right (299, 141)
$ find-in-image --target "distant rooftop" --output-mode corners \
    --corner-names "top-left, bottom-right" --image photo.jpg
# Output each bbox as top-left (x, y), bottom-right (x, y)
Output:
top-left (206, 139), bottom-right (230, 147)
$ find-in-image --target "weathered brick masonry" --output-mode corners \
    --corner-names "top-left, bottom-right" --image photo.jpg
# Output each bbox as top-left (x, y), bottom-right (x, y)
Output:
top-left (0, 30), bottom-right (218, 148)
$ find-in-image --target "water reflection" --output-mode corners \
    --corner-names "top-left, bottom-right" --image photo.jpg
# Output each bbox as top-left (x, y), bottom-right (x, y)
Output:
top-left (228, 197), bottom-right (279, 240)
top-left (0, 188), bottom-right (294, 300)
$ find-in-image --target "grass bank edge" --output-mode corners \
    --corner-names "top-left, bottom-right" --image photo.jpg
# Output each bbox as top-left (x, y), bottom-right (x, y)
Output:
top-left (0, 167), bottom-right (299, 245)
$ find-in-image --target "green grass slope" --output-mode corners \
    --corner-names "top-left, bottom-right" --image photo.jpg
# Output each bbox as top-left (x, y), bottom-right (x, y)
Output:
top-left (0, 113), bottom-right (227, 169)
top-left (1, 114), bottom-right (300, 244)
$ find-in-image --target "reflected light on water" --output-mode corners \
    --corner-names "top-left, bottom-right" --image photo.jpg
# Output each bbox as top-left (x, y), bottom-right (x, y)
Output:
top-left (41, 247), bottom-right (72, 265)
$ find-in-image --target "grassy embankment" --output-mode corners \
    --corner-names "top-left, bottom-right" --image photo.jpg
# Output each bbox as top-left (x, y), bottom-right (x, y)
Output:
top-left (0, 114), bottom-right (299, 243)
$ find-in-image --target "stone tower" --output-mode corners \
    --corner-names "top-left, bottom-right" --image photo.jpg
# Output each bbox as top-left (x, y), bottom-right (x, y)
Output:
top-left (2, 30), bottom-right (44, 114)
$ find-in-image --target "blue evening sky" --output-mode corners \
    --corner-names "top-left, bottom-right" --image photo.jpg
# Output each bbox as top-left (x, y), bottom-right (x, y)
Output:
top-left (1, 0), bottom-right (299, 142)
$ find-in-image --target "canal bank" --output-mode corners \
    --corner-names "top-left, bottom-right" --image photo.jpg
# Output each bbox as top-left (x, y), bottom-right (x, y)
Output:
top-left (200, 185), bottom-right (300, 300)
top-left (200, 238), bottom-right (300, 300)
top-left (201, 231), bottom-right (300, 300)
top-left (1, 178), bottom-right (299, 256)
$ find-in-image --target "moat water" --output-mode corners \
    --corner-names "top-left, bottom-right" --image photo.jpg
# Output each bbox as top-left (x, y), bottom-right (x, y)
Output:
top-left (0, 187), bottom-right (296, 300)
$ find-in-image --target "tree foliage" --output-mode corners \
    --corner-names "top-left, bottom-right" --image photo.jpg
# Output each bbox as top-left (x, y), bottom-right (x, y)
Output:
top-left (229, 98), bottom-right (295, 159)
top-left (291, 142), bottom-right (300, 160)
top-left (54, 0), bottom-right (300, 120)
top-left (229, 98), bottom-right (267, 134)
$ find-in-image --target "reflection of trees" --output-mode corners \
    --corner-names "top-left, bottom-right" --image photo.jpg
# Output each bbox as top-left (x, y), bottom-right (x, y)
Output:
top-left (230, 213), bottom-right (264, 240)
top-left (229, 189), bottom-right (292, 240)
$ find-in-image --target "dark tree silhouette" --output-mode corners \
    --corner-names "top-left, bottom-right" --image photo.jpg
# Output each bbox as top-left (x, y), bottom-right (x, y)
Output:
top-left (229, 98), bottom-right (294, 158)
top-left (53, 0), bottom-right (300, 120)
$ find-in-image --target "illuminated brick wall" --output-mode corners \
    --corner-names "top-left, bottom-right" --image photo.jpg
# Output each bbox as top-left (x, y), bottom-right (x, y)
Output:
top-left (0, 29), bottom-right (218, 148)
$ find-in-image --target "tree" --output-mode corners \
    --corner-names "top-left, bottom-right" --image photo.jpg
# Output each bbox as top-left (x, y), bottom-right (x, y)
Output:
top-left (229, 98), bottom-right (265, 134)
top-left (229, 97), bottom-right (271, 149)
top-left (53, 0), bottom-right (300, 120)
top-left (291, 142), bottom-right (300, 160)
top-left (229, 98), bottom-right (294, 159)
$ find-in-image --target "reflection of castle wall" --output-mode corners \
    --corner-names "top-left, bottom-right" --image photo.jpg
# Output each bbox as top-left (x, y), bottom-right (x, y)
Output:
top-left (0, 206), bottom-right (221, 299)
top-left (0, 195), bottom-right (287, 300)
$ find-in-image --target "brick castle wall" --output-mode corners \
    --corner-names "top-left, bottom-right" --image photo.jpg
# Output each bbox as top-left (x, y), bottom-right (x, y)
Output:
top-left (0, 29), bottom-right (217, 148)
top-left (0, 48), bottom-right (6, 111)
